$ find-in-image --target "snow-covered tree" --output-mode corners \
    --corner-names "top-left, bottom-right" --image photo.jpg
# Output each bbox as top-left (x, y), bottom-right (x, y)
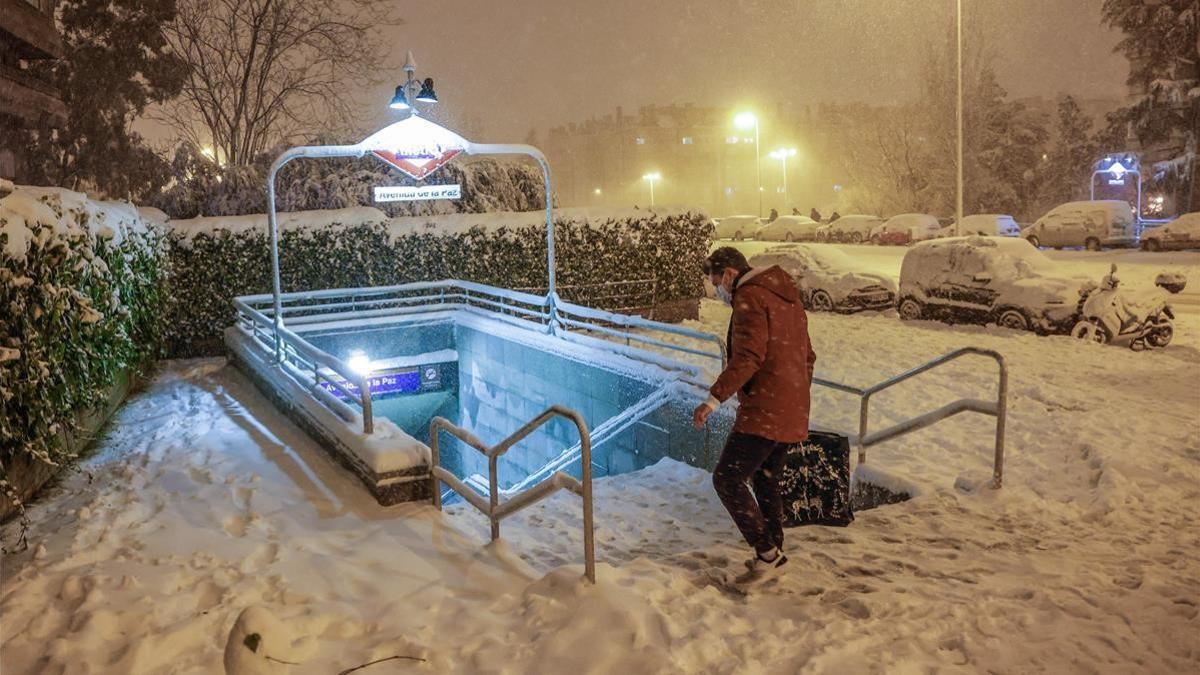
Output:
top-left (917, 27), bottom-right (1049, 219)
top-left (160, 0), bottom-right (399, 166)
top-left (1102, 0), bottom-right (1198, 210)
top-left (1038, 96), bottom-right (1098, 210)
top-left (18, 0), bottom-right (187, 200)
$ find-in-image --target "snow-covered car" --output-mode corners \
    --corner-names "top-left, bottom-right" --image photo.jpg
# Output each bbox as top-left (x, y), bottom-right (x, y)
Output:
top-left (871, 213), bottom-right (940, 245)
top-left (1023, 200), bottom-right (1137, 250)
top-left (1140, 212), bottom-right (1200, 251)
top-left (713, 215), bottom-right (762, 240)
top-left (755, 215), bottom-right (821, 242)
top-left (824, 214), bottom-right (884, 243)
top-left (934, 214), bottom-right (1021, 239)
top-left (750, 244), bottom-right (897, 312)
top-left (814, 223), bottom-right (834, 241)
top-left (897, 236), bottom-right (1094, 333)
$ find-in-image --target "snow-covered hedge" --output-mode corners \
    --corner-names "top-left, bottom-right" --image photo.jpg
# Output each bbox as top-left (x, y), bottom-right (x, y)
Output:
top-left (164, 207), bottom-right (712, 357)
top-left (0, 187), bottom-right (166, 519)
top-left (152, 151), bottom-right (549, 220)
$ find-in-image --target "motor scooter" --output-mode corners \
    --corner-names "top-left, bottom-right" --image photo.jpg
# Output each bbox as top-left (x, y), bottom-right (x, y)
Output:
top-left (1071, 265), bottom-right (1174, 350)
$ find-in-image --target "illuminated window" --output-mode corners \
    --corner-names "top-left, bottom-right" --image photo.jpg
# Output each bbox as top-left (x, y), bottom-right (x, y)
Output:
top-left (635, 137), bottom-right (646, 145)
top-left (682, 137), bottom-right (693, 145)
top-left (726, 136), bottom-right (739, 144)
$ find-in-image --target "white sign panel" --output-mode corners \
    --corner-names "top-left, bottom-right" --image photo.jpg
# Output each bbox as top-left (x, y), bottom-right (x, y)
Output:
top-left (374, 184), bottom-right (462, 203)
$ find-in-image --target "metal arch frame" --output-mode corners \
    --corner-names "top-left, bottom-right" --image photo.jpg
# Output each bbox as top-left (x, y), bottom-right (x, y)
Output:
top-left (263, 137), bottom-right (554, 360)
top-left (1090, 166), bottom-right (1143, 219)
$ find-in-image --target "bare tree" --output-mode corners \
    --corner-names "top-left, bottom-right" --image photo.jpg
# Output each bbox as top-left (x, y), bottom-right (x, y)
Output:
top-left (160, 0), bottom-right (398, 166)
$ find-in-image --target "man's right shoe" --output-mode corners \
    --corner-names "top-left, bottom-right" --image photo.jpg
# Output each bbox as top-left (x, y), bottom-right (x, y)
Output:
top-left (734, 547), bottom-right (788, 585)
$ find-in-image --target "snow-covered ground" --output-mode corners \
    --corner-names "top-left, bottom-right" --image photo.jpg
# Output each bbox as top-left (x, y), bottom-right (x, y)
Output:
top-left (2, 298), bottom-right (1199, 673)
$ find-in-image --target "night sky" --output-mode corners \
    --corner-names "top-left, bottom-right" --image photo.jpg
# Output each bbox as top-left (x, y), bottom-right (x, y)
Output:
top-left (136, 0), bottom-right (1129, 147)
top-left (363, 0), bottom-right (1129, 141)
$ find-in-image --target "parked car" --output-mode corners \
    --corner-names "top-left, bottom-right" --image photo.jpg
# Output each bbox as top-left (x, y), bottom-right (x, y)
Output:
top-left (824, 214), bottom-right (884, 243)
top-left (750, 244), bottom-right (897, 312)
top-left (1140, 212), bottom-right (1200, 251)
top-left (814, 223), bottom-right (834, 242)
top-left (1022, 200), bottom-right (1137, 250)
top-left (871, 213), bottom-right (940, 245)
top-left (755, 215), bottom-right (821, 242)
top-left (897, 236), bottom-right (1095, 333)
top-left (713, 215), bottom-right (762, 240)
top-left (934, 214), bottom-right (1022, 239)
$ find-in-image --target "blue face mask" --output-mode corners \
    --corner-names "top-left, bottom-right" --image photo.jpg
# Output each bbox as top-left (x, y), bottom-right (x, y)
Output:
top-left (716, 284), bottom-right (733, 305)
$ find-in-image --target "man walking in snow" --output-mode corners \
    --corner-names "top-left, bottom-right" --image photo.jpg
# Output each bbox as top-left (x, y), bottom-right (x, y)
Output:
top-left (694, 247), bottom-right (816, 583)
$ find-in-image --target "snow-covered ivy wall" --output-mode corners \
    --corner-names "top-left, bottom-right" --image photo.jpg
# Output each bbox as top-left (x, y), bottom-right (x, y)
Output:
top-left (0, 187), bottom-right (166, 522)
top-left (165, 207), bottom-right (712, 357)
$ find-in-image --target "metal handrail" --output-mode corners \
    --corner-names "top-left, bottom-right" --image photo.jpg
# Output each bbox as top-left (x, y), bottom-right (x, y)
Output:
top-left (815, 347), bottom-right (1007, 489)
top-left (233, 279), bottom-right (725, 437)
top-left (235, 296), bottom-right (375, 434)
top-left (429, 405), bottom-right (595, 583)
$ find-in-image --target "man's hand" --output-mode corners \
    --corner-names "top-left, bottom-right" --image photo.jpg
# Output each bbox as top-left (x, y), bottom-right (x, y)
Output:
top-left (693, 403), bottom-right (713, 429)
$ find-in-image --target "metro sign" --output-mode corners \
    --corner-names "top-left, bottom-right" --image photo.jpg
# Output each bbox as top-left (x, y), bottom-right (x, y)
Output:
top-left (359, 115), bottom-right (468, 180)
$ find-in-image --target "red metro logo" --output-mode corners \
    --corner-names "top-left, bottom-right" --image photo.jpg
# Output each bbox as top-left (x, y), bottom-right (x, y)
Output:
top-left (371, 147), bottom-right (463, 180)
top-left (360, 116), bottom-right (469, 180)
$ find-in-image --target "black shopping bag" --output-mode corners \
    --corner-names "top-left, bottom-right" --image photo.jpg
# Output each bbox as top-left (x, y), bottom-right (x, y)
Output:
top-left (780, 430), bottom-right (854, 527)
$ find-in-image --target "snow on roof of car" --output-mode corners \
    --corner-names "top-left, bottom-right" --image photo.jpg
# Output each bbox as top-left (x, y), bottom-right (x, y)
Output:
top-left (911, 235), bottom-right (1054, 271)
top-left (769, 215), bottom-right (817, 225)
top-left (885, 213), bottom-right (937, 224)
top-left (751, 243), bottom-right (852, 272)
top-left (1165, 212), bottom-right (1199, 232)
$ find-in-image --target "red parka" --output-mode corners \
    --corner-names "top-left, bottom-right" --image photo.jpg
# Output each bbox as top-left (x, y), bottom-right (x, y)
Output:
top-left (710, 266), bottom-right (816, 443)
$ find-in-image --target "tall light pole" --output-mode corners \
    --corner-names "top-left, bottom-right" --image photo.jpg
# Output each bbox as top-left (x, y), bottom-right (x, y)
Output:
top-left (642, 172), bottom-right (661, 206)
top-left (770, 148), bottom-right (797, 210)
top-left (734, 112), bottom-right (761, 217)
top-left (955, 0), bottom-right (964, 236)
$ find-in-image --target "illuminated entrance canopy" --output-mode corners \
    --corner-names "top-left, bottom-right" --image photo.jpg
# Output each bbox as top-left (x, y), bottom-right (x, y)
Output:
top-left (262, 96), bottom-right (557, 348)
top-left (361, 115), bottom-right (468, 180)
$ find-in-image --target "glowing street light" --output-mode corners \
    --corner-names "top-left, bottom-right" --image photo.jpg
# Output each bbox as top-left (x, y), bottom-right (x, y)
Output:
top-left (769, 147), bottom-right (797, 209)
top-left (389, 51), bottom-right (438, 113)
top-left (734, 112), bottom-right (762, 217)
top-left (642, 172), bottom-right (661, 206)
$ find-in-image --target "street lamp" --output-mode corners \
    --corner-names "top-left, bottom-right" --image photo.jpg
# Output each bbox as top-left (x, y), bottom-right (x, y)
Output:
top-left (642, 172), bottom-right (661, 206)
top-left (734, 112), bottom-right (762, 217)
top-left (389, 51), bottom-right (438, 114)
top-left (954, 0), bottom-right (963, 236)
top-left (769, 148), bottom-right (797, 210)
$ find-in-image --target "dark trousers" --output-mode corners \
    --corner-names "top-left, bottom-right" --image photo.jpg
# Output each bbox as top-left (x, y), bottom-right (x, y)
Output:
top-left (712, 432), bottom-right (788, 554)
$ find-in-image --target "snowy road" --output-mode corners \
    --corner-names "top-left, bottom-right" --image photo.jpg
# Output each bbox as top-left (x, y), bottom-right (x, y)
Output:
top-left (2, 303), bottom-right (1199, 673)
top-left (716, 240), bottom-right (1200, 315)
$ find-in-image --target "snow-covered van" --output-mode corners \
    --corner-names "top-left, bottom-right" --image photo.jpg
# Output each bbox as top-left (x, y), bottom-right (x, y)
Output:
top-left (897, 236), bottom-right (1094, 333)
top-left (1022, 200), bottom-right (1136, 250)
top-left (1140, 212), bottom-right (1200, 252)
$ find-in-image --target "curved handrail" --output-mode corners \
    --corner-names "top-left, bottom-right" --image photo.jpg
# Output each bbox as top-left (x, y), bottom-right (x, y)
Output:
top-left (810, 347), bottom-right (1007, 489)
top-left (856, 347), bottom-right (1007, 488)
top-left (429, 404), bottom-right (595, 583)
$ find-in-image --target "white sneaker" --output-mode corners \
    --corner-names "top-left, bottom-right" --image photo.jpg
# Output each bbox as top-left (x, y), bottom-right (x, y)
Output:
top-left (734, 548), bottom-right (788, 586)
